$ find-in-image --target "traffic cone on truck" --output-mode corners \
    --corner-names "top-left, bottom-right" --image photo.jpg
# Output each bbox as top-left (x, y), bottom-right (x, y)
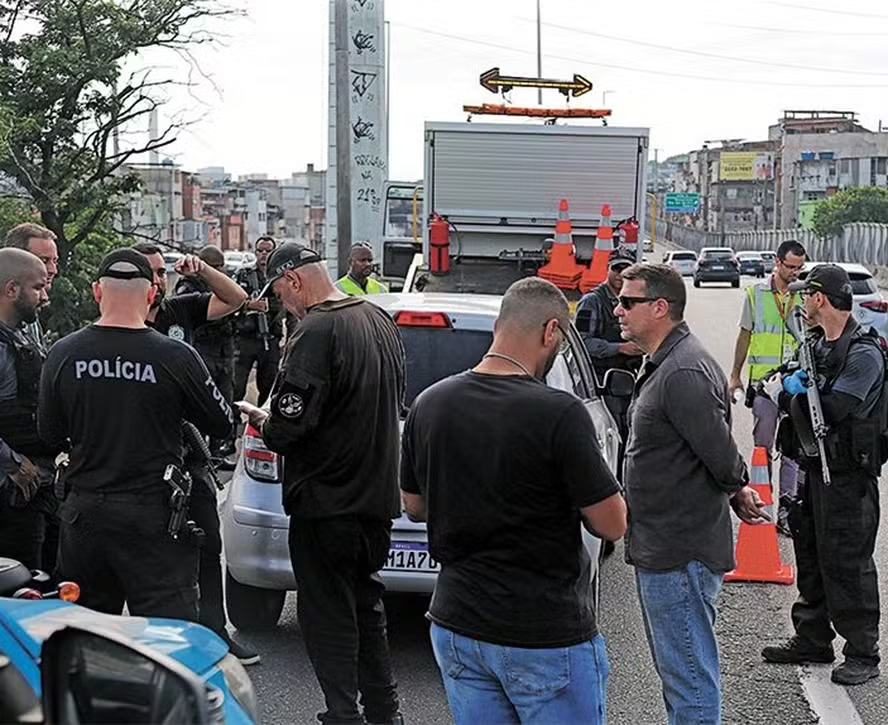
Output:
top-left (537, 199), bottom-right (583, 290)
top-left (579, 204), bottom-right (615, 293)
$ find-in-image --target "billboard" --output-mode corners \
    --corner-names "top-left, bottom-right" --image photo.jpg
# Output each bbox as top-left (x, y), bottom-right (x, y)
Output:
top-left (719, 152), bottom-right (773, 181)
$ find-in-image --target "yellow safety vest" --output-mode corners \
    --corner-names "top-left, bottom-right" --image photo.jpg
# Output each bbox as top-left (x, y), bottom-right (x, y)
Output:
top-left (746, 282), bottom-right (801, 383)
top-left (336, 275), bottom-right (388, 296)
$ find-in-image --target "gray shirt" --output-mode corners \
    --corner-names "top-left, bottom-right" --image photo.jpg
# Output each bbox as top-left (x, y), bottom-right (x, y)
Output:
top-left (818, 336), bottom-right (884, 417)
top-left (624, 322), bottom-right (748, 572)
top-left (0, 334), bottom-right (21, 475)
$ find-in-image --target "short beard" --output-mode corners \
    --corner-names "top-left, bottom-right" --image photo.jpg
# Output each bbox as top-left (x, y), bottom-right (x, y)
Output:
top-left (13, 297), bottom-right (38, 324)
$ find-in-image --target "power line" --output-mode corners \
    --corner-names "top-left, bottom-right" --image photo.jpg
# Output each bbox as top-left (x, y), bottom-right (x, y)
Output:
top-left (707, 22), bottom-right (887, 36)
top-left (390, 22), bottom-right (888, 88)
top-left (532, 19), bottom-right (888, 77)
top-left (755, 1), bottom-right (888, 19)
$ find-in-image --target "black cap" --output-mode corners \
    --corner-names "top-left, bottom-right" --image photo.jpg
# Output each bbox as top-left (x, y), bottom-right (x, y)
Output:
top-left (258, 242), bottom-right (323, 298)
top-left (788, 264), bottom-right (853, 306)
top-left (97, 248), bottom-right (154, 283)
top-left (608, 249), bottom-right (636, 270)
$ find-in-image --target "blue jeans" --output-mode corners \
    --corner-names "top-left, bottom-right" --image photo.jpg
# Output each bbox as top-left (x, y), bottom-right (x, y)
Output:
top-left (635, 561), bottom-right (723, 725)
top-left (429, 622), bottom-right (608, 725)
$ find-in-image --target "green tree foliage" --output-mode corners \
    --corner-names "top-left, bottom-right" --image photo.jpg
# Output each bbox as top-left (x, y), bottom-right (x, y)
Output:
top-left (811, 186), bottom-right (888, 239)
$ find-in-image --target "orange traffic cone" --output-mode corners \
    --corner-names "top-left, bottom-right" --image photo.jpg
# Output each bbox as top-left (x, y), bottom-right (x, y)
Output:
top-left (724, 446), bottom-right (795, 585)
top-left (579, 204), bottom-right (614, 293)
top-left (538, 199), bottom-right (583, 290)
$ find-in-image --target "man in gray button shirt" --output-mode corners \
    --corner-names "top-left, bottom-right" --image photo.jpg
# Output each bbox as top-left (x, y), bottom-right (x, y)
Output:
top-left (616, 263), bottom-right (768, 724)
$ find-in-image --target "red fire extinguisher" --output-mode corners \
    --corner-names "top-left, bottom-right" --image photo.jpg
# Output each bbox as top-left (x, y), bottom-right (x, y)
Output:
top-left (618, 217), bottom-right (639, 245)
top-left (429, 214), bottom-right (451, 275)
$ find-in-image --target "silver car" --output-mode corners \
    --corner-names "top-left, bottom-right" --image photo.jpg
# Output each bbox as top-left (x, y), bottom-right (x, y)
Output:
top-left (661, 250), bottom-right (697, 277)
top-left (220, 293), bottom-right (624, 630)
top-left (798, 262), bottom-right (888, 341)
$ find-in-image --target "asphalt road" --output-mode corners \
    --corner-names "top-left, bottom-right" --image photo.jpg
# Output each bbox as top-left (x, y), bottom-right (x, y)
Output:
top-left (229, 272), bottom-right (888, 725)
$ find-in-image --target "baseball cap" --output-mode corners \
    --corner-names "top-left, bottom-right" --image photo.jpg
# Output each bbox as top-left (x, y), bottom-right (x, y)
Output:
top-left (258, 242), bottom-right (323, 298)
top-left (97, 248), bottom-right (154, 283)
top-left (608, 250), bottom-right (636, 270)
top-left (788, 264), bottom-right (853, 306)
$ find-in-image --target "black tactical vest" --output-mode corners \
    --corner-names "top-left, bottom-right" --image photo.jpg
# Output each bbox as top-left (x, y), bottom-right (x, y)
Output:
top-left (585, 285), bottom-right (639, 378)
top-left (0, 324), bottom-right (50, 457)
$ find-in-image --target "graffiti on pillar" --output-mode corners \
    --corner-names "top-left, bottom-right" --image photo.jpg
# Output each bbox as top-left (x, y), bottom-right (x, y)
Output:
top-left (352, 117), bottom-right (376, 143)
top-left (352, 0), bottom-right (374, 10)
top-left (352, 30), bottom-right (376, 54)
top-left (350, 70), bottom-right (377, 104)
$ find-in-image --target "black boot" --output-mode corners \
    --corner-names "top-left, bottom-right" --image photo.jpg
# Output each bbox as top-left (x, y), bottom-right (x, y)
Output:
top-left (762, 636), bottom-right (834, 664)
top-left (831, 659), bottom-right (879, 686)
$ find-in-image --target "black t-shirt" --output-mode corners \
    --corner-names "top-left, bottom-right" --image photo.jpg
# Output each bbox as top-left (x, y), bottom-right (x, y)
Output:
top-left (148, 293), bottom-right (211, 346)
top-left (401, 372), bottom-right (620, 648)
top-left (38, 325), bottom-right (234, 494)
top-left (261, 297), bottom-right (406, 521)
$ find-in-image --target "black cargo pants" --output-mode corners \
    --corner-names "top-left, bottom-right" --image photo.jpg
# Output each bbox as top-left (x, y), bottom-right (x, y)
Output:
top-left (288, 516), bottom-right (400, 725)
top-left (790, 467), bottom-right (881, 665)
top-left (234, 336), bottom-right (280, 407)
top-left (56, 490), bottom-right (199, 620)
top-left (188, 468), bottom-right (228, 638)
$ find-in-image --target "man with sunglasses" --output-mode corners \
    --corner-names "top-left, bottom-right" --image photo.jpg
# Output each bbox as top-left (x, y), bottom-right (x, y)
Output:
top-left (729, 239), bottom-right (807, 535)
top-left (616, 263), bottom-right (768, 724)
top-left (761, 264), bottom-right (883, 686)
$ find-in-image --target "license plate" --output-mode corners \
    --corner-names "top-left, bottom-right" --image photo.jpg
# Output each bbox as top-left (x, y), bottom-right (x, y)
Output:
top-left (712, 264), bottom-right (724, 270)
top-left (384, 541), bottom-right (440, 573)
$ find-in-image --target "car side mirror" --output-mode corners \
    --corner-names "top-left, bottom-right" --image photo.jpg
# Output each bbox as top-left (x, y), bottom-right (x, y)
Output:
top-left (41, 626), bottom-right (211, 724)
top-left (603, 368), bottom-right (636, 398)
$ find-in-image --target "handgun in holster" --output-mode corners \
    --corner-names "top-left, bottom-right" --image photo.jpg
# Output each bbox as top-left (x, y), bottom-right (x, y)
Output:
top-left (163, 464), bottom-right (205, 545)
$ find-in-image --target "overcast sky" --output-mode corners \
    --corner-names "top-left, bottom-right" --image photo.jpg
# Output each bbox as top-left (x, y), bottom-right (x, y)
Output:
top-left (154, 0), bottom-right (888, 181)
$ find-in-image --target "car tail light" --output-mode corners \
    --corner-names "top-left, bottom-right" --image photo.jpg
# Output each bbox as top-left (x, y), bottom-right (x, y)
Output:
top-left (393, 310), bottom-right (452, 328)
top-left (861, 300), bottom-right (888, 314)
top-left (243, 424), bottom-right (281, 482)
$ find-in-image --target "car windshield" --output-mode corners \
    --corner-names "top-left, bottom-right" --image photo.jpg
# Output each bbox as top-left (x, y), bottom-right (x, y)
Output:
top-left (399, 327), bottom-right (493, 407)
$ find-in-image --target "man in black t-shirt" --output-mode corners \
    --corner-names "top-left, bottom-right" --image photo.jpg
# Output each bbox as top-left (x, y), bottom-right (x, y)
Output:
top-left (238, 242), bottom-right (406, 725)
top-left (38, 249), bottom-right (234, 620)
top-left (400, 277), bottom-right (627, 725)
top-left (132, 242), bottom-right (258, 665)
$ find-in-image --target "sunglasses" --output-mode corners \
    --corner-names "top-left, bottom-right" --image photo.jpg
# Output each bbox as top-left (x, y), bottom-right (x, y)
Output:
top-left (618, 295), bottom-right (671, 310)
top-left (543, 320), bottom-right (571, 354)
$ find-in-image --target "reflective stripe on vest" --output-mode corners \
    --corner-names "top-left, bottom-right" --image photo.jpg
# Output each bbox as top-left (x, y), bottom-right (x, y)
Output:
top-left (335, 275), bottom-right (388, 296)
top-left (746, 283), bottom-right (800, 382)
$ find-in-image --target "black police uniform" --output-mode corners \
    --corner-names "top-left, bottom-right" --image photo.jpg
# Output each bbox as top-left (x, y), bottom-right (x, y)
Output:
top-left (260, 282), bottom-right (405, 724)
top-left (0, 322), bottom-right (60, 570)
top-left (781, 320), bottom-right (883, 669)
top-left (233, 266), bottom-right (283, 406)
top-left (174, 276), bottom-right (237, 453)
top-left (38, 276), bottom-right (233, 619)
top-left (148, 291), bottom-right (235, 639)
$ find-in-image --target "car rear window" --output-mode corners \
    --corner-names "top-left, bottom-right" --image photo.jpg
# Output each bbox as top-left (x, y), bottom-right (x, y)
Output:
top-left (399, 328), bottom-right (493, 406)
top-left (673, 252), bottom-right (696, 260)
top-left (702, 250), bottom-right (734, 260)
top-left (848, 274), bottom-right (877, 295)
top-left (737, 252), bottom-right (761, 259)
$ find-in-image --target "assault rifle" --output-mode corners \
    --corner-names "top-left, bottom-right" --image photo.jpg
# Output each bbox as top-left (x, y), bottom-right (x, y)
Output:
top-left (163, 464), bottom-right (205, 543)
top-left (786, 307), bottom-right (832, 485)
top-left (243, 266), bottom-right (272, 352)
top-left (181, 421), bottom-right (224, 491)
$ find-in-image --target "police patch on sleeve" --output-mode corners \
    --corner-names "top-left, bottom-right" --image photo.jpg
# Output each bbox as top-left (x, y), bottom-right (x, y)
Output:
top-left (167, 324), bottom-right (185, 341)
top-left (277, 392), bottom-right (305, 418)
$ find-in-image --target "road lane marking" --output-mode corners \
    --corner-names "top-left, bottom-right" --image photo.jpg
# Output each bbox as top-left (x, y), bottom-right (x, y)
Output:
top-left (799, 664), bottom-right (865, 725)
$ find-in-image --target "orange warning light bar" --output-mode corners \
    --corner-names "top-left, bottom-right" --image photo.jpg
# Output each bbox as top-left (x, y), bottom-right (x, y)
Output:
top-left (462, 104), bottom-right (612, 118)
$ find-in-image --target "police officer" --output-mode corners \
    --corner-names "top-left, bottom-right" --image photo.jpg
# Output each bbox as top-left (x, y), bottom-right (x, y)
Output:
top-left (335, 242), bottom-right (389, 296)
top-left (133, 243), bottom-right (258, 664)
top-left (761, 264), bottom-right (883, 686)
top-left (0, 249), bottom-right (55, 570)
top-left (729, 239), bottom-right (807, 534)
top-left (233, 236), bottom-right (284, 407)
top-left (175, 245), bottom-right (238, 459)
top-left (238, 242), bottom-right (405, 725)
top-left (38, 249), bottom-right (234, 620)
top-left (575, 248), bottom-right (645, 381)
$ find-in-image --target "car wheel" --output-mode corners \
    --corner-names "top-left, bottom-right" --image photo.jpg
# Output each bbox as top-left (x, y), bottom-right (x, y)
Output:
top-left (693, 278), bottom-right (701, 288)
top-left (731, 279), bottom-right (740, 288)
top-left (226, 569), bottom-right (286, 631)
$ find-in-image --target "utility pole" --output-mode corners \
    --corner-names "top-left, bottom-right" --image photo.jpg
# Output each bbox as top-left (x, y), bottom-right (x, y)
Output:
top-left (536, 0), bottom-right (542, 105)
top-left (334, 0), bottom-right (352, 276)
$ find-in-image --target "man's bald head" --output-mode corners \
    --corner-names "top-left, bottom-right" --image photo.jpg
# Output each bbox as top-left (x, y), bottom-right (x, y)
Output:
top-left (198, 245), bottom-right (225, 269)
top-left (497, 277), bottom-right (570, 334)
top-left (0, 247), bottom-right (47, 289)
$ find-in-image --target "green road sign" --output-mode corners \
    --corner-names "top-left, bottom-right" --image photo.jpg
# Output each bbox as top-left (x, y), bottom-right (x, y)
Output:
top-left (664, 192), bottom-right (700, 214)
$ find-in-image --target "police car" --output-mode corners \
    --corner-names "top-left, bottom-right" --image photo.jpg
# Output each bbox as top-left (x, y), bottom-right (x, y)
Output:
top-left (0, 596), bottom-right (257, 723)
top-left (221, 293), bottom-right (625, 630)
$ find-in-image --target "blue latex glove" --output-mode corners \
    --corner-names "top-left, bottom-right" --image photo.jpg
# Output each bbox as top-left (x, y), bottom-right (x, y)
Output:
top-left (782, 370), bottom-right (809, 396)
